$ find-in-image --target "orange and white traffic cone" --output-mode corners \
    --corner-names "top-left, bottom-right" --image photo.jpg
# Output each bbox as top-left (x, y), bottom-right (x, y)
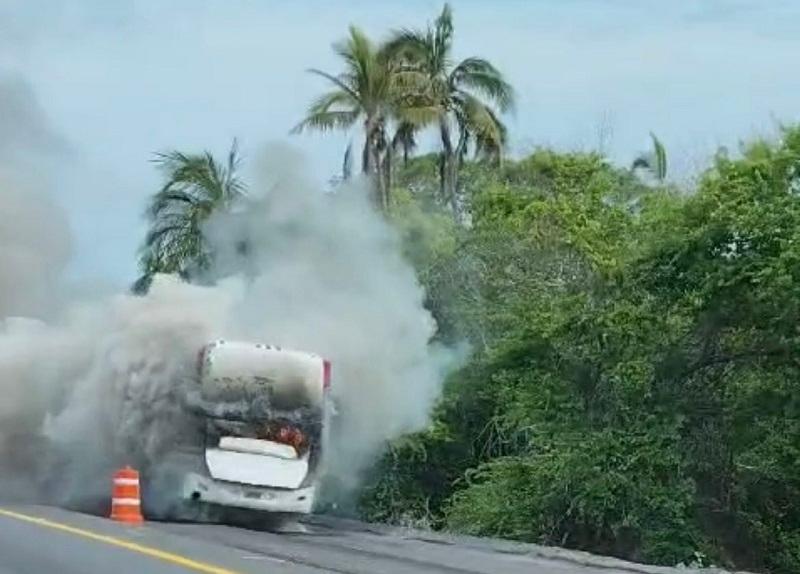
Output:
top-left (110, 466), bottom-right (144, 524)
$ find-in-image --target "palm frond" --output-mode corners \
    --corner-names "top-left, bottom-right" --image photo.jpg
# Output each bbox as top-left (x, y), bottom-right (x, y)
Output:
top-left (227, 137), bottom-right (241, 175)
top-left (455, 92), bottom-right (507, 157)
top-left (292, 90), bottom-right (360, 134)
top-left (632, 132), bottom-right (668, 182)
top-left (335, 27), bottom-right (378, 98)
top-left (305, 68), bottom-right (360, 102)
top-left (395, 104), bottom-right (442, 128)
top-left (391, 68), bottom-right (433, 94)
top-left (451, 57), bottom-right (515, 112)
top-left (650, 132), bottom-right (668, 181)
top-left (154, 154), bottom-right (220, 199)
top-left (130, 273), bottom-right (153, 295)
top-left (147, 189), bottom-right (197, 219)
top-left (224, 138), bottom-right (246, 198)
top-left (335, 26), bottom-right (373, 68)
top-left (144, 222), bottom-right (189, 249)
top-left (139, 142), bottom-right (245, 279)
top-left (385, 6), bottom-right (451, 77)
top-left (433, 3), bottom-right (454, 70)
top-left (475, 108), bottom-right (508, 161)
top-left (392, 121), bottom-right (418, 163)
top-left (293, 110), bottom-right (361, 133)
top-left (383, 29), bottom-right (431, 63)
top-left (298, 26), bottom-right (394, 134)
top-left (342, 142), bottom-right (354, 180)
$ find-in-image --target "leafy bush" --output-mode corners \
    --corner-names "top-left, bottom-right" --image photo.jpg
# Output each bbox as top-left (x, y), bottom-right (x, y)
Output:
top-left (362, 129), bottom-right (800, 573)
top-left (445, 428), bottom-right (699, 565)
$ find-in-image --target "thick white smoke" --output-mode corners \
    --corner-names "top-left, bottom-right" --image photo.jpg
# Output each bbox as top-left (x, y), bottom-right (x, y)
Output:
top-left (206, 145), bottom-right (460, 493)
top-left (0, 181), bottom-right (71, 319)
top-left (0, 74), bottom-right (71, 320)
top-left (0, 277), bottom-right (238, 504)
top-left (0, 124), bottom-right (459, 508)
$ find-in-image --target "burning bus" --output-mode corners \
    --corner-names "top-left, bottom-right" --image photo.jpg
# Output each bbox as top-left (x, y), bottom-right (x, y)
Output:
top-left (144, 340), bottom-right (332, 519)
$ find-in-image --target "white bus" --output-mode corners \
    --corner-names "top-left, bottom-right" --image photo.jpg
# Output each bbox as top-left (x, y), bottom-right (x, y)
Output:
top-left (144, 340), bottom-right (332, 520)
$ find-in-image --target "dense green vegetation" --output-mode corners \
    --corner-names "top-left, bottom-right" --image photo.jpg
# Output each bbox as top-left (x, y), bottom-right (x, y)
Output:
top-left (359, 134), bottom-right (800, 572)
top-left (135, 4), bottom-right (799, 572)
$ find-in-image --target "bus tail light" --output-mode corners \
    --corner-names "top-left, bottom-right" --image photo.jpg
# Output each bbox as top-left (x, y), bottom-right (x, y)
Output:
top-left (323, 359), bottom-right (331, 390)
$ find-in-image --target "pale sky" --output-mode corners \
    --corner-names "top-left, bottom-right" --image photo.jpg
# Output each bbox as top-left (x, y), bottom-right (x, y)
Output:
top-left (1, 0), bottom-right (798, 286)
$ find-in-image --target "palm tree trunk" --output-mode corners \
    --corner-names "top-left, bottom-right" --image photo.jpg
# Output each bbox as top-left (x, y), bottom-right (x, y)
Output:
top-left (369, 124), bottom-right (392, 213)
top-left (438, 152), bottom-right (447, 204)
top-left (451, 126), bottom-right (469, 223)
top-left (363, 116), bottom-right (375, 174)
top-left (369, 147), bottom-right (382, 210)
top-left (362, 116), bottom-right (388, 212)
top-left (362, 139), bottom-right (372, 174)
top-left (439, 118), bottom-right (455, 210)
top-left (372, 148), bottom-right (385, 213)
top-left (383, 145), bottom-right (392, 211)
top-left (372, 147), bottom-right (391, 213)
top-left (342, 143), bottom-right (353, 181)
top-left (392, 125), bottom-right (413, 167)
top-left (376, 120), bottom-right (392, 212)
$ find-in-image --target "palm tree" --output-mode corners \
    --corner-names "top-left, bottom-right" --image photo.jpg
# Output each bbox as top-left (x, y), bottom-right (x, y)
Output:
top-left (133, 141), bottom-right (245, 293)
top-left (392, 121), bottom-right (418, 165)
top-left (632, 132), bottom-right (668, 183)
top-left (293, 26), bottom-right (401, 211)
top-left (385, 3), bottom-right (515, 218)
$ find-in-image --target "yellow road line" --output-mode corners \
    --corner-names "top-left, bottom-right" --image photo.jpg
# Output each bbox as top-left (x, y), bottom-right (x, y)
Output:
top-left (0, 508), bottom-right (242, 574)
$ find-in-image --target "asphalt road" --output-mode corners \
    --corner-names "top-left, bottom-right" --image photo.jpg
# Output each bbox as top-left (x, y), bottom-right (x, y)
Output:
top-left (0, 505), bottom-right (746, 574)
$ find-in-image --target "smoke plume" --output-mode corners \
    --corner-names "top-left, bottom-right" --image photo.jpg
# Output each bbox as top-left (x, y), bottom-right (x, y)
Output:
top-left (206, 144), bottom-right (460, 494)
top-left (0, 91), bottom-right (458, 509)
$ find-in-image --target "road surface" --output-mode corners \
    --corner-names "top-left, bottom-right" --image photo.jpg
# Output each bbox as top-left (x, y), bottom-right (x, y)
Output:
top-left (0, 505), bottom-right (746, 574)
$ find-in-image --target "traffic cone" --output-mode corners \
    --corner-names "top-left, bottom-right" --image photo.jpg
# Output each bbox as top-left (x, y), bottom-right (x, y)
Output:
top-left (110, 466), bottom-right (144, 524)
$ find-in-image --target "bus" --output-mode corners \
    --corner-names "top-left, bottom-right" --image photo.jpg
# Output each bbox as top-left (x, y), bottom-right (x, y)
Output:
top-left (144, 340), bottom-right (332, 520)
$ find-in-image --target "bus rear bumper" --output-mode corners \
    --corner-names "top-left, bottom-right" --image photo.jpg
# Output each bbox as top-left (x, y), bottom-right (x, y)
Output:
top-left (182, 472), bottom-right (315, 514)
